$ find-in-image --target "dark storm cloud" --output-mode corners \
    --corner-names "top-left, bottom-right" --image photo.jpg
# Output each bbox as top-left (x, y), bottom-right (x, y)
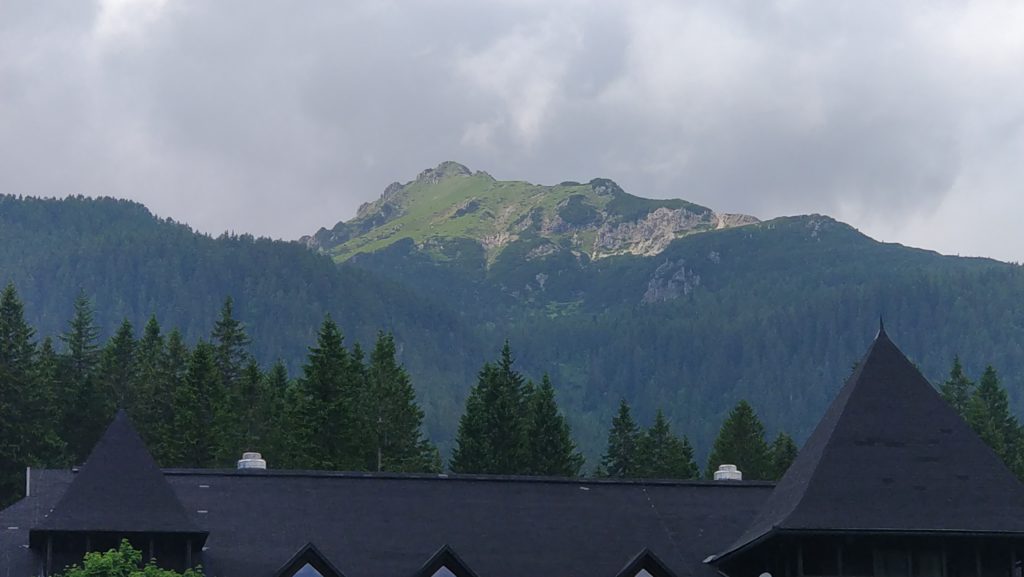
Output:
top-left (1, 0), bottom-right (1022, 259)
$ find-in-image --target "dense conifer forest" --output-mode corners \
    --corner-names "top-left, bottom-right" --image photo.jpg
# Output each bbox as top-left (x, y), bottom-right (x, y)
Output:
top-left (3, 280), bottom-right (1023, 509)
top-left (0, 284), bottom-right (798, 507)
top-left (5, 195), bottom-right (1024, 469)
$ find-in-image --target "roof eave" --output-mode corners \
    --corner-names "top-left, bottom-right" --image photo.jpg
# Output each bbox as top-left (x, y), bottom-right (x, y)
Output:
top-left (708, 526), bottom-right (1024, 565)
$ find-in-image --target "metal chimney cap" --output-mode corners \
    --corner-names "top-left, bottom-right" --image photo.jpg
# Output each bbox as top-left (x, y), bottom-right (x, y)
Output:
top-left (714, 464), bottom-right (742, 481)
top-left (237, 452), bottom-right (267, 470)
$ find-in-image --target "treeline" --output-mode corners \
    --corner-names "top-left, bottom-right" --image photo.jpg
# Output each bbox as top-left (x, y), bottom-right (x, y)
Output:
top-left (448, 342), bottom-right (800, 481)
top-left (0, 280), bottom-right (800, 509)
top-left (599, 399), bottom-right (798, 481)
top-left (0, 284), bottom-right (440, 507)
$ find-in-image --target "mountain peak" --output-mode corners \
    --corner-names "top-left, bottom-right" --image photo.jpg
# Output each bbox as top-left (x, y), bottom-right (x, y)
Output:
top-left (416, 161), bottom-right (473, 184)
top-left (308, 164), bottom-right (759, 262)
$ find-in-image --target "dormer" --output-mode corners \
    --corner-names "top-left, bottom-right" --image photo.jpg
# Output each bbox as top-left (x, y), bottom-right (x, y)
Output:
top-left (415, 545), bottom-right (480, 577)
top-left (275, 543), bottom-right (346, 577)
top-left (617, 548), bottom-right (677, 577)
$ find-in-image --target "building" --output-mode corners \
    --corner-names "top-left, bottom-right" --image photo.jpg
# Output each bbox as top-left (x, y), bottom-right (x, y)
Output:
top-left (2, 327), bottom-right (1024, 577)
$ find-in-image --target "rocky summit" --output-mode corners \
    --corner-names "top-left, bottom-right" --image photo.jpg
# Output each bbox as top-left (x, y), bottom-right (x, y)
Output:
top-left (302, 161), bottom-right (759, 263)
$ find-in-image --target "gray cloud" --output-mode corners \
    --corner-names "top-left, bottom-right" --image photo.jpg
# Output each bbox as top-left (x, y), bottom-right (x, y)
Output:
top-left (1, 0), bottom-right (1023, 260)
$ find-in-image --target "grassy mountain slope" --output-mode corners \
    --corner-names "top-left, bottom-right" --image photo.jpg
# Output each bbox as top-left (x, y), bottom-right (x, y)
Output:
top-left (303, 161), bottom-right (758, 263)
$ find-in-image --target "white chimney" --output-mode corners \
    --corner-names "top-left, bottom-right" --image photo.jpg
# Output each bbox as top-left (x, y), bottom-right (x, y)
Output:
top-left (714, 464), bottom-right (742, 481)
top-left (237, 452), bottom-right (267, 470)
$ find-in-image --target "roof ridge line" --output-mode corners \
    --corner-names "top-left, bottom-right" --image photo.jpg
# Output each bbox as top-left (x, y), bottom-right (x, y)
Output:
top-left (157, 469), bottom-right (777, 487)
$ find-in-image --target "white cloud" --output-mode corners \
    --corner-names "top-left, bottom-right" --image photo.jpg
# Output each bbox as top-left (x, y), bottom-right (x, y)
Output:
top-left (94, 0), bottom-right (170, 44)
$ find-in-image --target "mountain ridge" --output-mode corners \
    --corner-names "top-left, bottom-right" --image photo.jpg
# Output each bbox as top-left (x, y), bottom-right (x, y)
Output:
top-left (301, 161), bottom-right (760, 263)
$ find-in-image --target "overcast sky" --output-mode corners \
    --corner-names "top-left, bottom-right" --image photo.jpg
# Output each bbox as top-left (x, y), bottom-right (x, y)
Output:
top-left (2, 1), bottom-right (1023, 261)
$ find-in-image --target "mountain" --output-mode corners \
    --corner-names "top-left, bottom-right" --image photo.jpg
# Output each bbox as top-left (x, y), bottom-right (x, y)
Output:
top-left (5, 174), bottom-right (1024, 467)
top-left (301, 161), bottom-right (759, 263)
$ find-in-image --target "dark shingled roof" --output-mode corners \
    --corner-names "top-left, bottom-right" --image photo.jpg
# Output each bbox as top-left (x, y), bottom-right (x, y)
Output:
top-left (179, 471), bottom-right (771, 577)
top-left (4, 468), bottom-right (772, 577)
top-left (31, 410), bottom-right (204, 538)
top-left (713, 327), bottom-right (1024, 562)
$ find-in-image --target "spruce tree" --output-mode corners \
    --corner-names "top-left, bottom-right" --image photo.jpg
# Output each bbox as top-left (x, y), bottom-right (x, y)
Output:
top-left (450, 342), bottom-right (529, 474)
top-left (238, 360), bottom-right (265, 450)
top-left (635, 410), bottom-right (699, 479)
top-left (966, 366), bottom-right (1021, 473)
top-left (366, 332), bottom-right (439, 473)
top-left (484, 342), bottom-right (529, 473)
top-left (59, 291), bottom-right (105, 461)
top-left (524, 374), bottom-right (584, 477)
top-left (258, 360), bottom-right (290, 465)
top-left (133, 316), bottom-right (166, 449)
top-left (450, 365), bottom-right (492, 473)
top-left (0, 285), bottom-right (62, 504)
top-left (147, 329), bottom-right (189, 464)
top-left (940, 356), bottom-right (974, 418)
top-left (98, 319), bottom-right (137, 409)
top-left (600, 399), bottom-right (640, 478)
top-left (768, 432), bottom-right (799, 480)
top-left (211, 296), bottom-right (251, 393)
top-left (706, 400), bottom-right (771, 480)
top-left (34, 337), bottom-right (66, 463)
top-left (289, 316), bottom-right (364, 470)
top-left (170, 341), bottom-right (222, 467)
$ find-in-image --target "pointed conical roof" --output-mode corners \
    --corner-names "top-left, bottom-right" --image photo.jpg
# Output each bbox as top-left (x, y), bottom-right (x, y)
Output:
top-left (714, 328), bottom-right (1024, 561)
top-left (33, 410), bottom-right (204, 536)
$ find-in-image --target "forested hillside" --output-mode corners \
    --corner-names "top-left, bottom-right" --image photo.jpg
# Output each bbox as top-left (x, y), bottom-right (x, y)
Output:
top-left (4, 192), bottom-right (1024, 466)
top-left (0, 195), bottom-right (482, 439)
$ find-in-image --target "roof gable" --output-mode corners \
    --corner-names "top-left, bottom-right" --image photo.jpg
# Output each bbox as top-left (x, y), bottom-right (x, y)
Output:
top-left (32, 410), bottom-right (204, 537)
top-left (714, 328), bottom-right (1024, 561)
top-left (274, 543), bottom-right (347, 577)
top-left (616, 548), bottom-right (678, 577)
top-left (414, 545), bottom-right (480, 577)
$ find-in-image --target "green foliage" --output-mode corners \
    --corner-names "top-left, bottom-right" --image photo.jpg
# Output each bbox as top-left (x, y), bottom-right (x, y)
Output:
top-left (941, 356), bottom-right (974, 418)
top-left (450, 342), bottom-right (530, 474)
top-left (635, 410), bottom-right (699, 479)
top-left (525, 375), bottom-right (584, 477)
top-left (0, 284), bottom-right (63, 505)
top-left (706, 401), bottom-right (771, 480)
top-left (56, 539), bottom-right (202, 577)
top-left (60, 291), bottom-right (107, 462)
top-left (99, 319), bottom-right (137, 408)
top-left (768, 432), bottom-right (799, 481)
top-left (287, 317), bottom-right (367, 470)
top-left (366, 332), bottom-right (441, 473)
top-left (169, 341), bottom-right (222, 467)
top-left (211, 297), bottom-right (251, 396)
top-left (600, 400), bottom-right (640, 478)
top-left (966, 366), bottom-right (1023, 474)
